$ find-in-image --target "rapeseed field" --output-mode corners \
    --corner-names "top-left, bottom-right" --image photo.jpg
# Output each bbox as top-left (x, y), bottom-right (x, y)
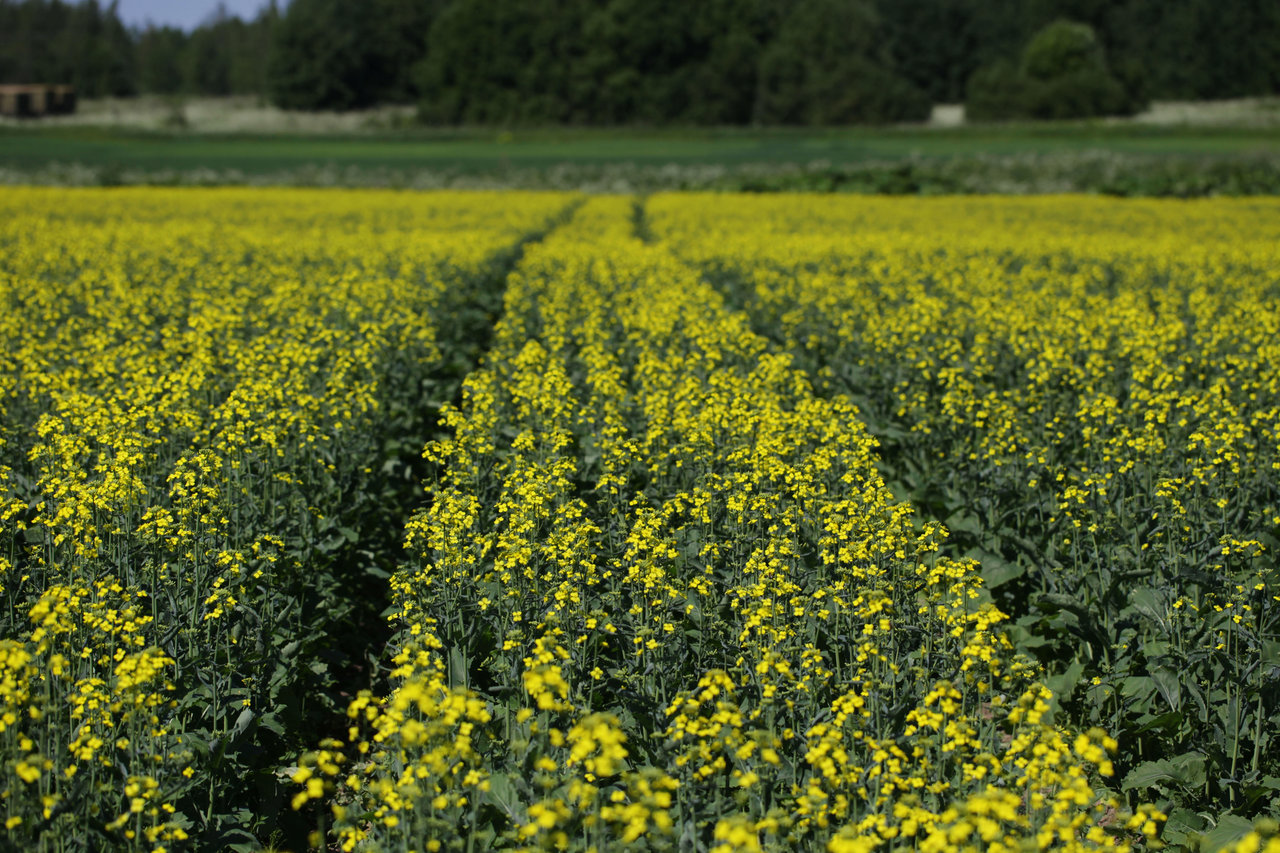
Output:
top-left (2, 189), bottom-right (1277, 852)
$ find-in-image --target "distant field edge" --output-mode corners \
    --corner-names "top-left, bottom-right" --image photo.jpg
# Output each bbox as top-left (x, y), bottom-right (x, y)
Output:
top-left (3, 152), bottom-right (1279, 197)
top-left (2, 120), bottom-right (1280, 196)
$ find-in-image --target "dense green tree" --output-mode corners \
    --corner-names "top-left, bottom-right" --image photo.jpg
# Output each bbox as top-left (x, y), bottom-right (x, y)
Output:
top-left (579, 0), bottom-right (702, 123)
top-left (56, 1), bottom-right (134, 96)
top-left (967, 18), bottom-right (1139, 120)
top-left (0, 0), bottom-right (57, 83)
top-left (185, 11), bottom-right (233, 95)
top-left (574, 0), bottom-right (770, 124)
top-left (365, 0), bottom-right (440, 103)
top-left (964, 59), bottom-right (1034, 120)
top-left (756, 0), bottom-right (930, 124)
top-left (1021, 18), bottom-right (1105, 80)
top-left (683, 2), bottom-right (768, 124)
top-left (2, 0), bottom-right (1278, 120)
top-left (416, 0), bottom-right (924, 125)
top-left (229, 5), bottom-right (278, 95)
top-left (134, 25), bottom-right (187, 94)
top-left (876, 0), bottom-right (1042, 103)
top-left (878, 0), bottom-right (1280, 106)
top-left (133, 9), bottom-right (275, 97)
top-left (875, 0), bottom-right (1021, 104)
top-left (270, 0), bottom-right (439, 110)
top-left (1111, 0), bottom-right (1280, 99)
top-left (269, 0), bottom-right (367, 109)
top-left (417, 0), bottom-right (538, 122)
top-left (0, 0), bottom-right (139, 96)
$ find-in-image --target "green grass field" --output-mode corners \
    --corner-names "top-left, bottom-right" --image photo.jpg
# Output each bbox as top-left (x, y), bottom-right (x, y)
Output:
top-left (2, 119), bottom-right (1278, 194)
top-left (2, 122), bottom-right (1276, 168)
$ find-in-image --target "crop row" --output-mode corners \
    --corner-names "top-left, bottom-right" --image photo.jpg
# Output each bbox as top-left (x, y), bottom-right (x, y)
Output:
top-left (5, 189), bottom-right (1275, 853)
top-left (649, 194), bottom-right (1280, 850)
top-left (299, 197), bottom-right (1161, 852)
top-left (0, 188), bottom-right (570, 850)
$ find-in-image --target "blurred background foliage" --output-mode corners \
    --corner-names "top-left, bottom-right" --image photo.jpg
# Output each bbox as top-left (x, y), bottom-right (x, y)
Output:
top-left (0, 0), bottom-right (1277, 124)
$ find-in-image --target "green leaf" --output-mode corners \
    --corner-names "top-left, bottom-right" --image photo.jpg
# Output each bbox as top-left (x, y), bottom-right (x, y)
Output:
top-left (1161, 808), bottom-right (1207, 847)
top-left (485, 772), bottom-right (523, 822)
top-left (1151, 666), bottom-right (1182, 712)
top-left (1169, 751), bottom-right (1208, 788)
top-left (945, 510), bottom-right (983, 537)
top-left (1038, 592), bottom-right (1092, 620)
top-left (1122, 759), bottom-right (1176, 792)
top-left (1008, 619), bottom-right (1051, 651)
top-left (977, 553), bottom-right (1025, 589)
top-left (1120, 675), bottom-right (1156, 703)
top-left (1122, 754), bottom-right (1205, 793)
top-left (449, 645), bottom-right (468, 688)
top-left (1133, 710), bottom-right (1184, 735)
top-left (1046, 659), bottom-right (1085, 703)
top-left (232, 707), bottom-right (256, 740)
top-left (259, 711), bottom-right (286, 738)
top-left (182, 731), bottom-right (212, 759)
top-left (1262, 640), bottom-right (1280, 670)
top-left (215, 832), bottom-right (264, 853)
top-left (1127, 586), bottom-right (1166, 623)
top-left (1198, 814), bottom-right (1254, 853)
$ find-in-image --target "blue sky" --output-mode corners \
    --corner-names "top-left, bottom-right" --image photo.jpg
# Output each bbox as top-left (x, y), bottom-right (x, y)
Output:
top-left (116, 0), bottom-right (276, 31)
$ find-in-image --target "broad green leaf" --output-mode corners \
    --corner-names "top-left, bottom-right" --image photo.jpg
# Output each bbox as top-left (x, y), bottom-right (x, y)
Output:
top-left (1169, 751), bottom-right (1207, 788)
top-left (259, 712), bottom-right (286, 738)
top-left (1120, 675), bottom-right (1156, 702)
top-left (1134, 710), bottom-right (1184, 735)
top-left (1151, 666), bottom-right (1182, 712)
top-left (1046, 659), bottom-right (1085, 702)
top-left (1038, 593), bottom-right (1092, 619)
top-left (1127, 587), bottom-right (1165, 623)
top-left (485, 772), bottom-right (523, 821)
top-left (945, 510), bottom-right (984, 537)
top-left (1122, 759), bottom-right (1176, 792)
top-left (977, 554), bottom-right (1025, 588)
top-left (449, 645), bottom-right (468, 688)
top-left (1198, 814), bottom-right (1254, 853)
top-left (1161, 807), bottom-right (1207, 847)
top-left (232, 707), bottom-right (256, 740)
top-left (1122, 754), bottom-right (1204, 792)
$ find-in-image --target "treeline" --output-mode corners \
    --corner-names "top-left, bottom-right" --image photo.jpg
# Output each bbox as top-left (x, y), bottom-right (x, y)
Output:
top-left (881, 0), bottom-right (1280, 106)
top-left (135, 6), bottom-right (277, 96)
top-left (402, 0), bottom-right (931, 123)
top-left (0, 1), bottom-right (278, 98)
top-left (1, 0), bottom-right (1278, 123)
top-left (0, 0), bottom-right (136, 97)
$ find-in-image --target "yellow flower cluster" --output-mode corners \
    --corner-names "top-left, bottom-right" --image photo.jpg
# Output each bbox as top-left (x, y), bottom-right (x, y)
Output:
top-left (318, 197), bottom-right (1163, 851)
top-left (12, 187), bottom-right (1241, 849)
top-left (650, 193), bottom-right (1280, 839)
top-left (0, 187), bottom-right (568, 850)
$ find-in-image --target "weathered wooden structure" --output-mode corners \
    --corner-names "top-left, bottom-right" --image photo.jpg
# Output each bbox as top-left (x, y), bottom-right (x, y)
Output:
top-left (0, 84), bottom-right (77, 117)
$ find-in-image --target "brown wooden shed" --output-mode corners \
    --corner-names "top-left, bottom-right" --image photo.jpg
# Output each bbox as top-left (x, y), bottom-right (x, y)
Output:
top-left (0, 84), bottom-right (76, 117)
